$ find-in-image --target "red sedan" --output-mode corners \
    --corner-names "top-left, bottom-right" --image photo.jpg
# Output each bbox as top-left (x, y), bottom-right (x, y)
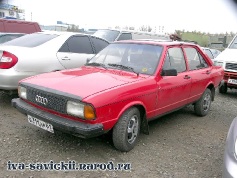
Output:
top-left (12, 40), bottom-right (224, 152)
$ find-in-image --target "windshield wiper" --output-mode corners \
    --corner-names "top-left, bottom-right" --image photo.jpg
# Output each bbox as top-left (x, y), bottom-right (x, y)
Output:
top-left (108, 63), bottom-right (139, 76)
top-left (85, 62), bottom-right (107, 69)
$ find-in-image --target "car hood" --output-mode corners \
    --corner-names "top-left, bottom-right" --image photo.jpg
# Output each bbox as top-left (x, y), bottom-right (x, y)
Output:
top-left (214, 48), bottom-right (237, 62)
top-left (21, 66), bottom-right (150, 99)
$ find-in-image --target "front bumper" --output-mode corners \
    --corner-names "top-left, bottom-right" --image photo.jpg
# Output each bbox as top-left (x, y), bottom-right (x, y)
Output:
top-left (11, 98), bottom-right (105, 138)
top-left (223, 71), bottom-right (237, 88)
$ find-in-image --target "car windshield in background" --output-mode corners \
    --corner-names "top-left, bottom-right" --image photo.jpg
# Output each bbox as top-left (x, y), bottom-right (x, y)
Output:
top-left (93, 30), bottom-right (120, 42)
top-left (229, 36), bottom-right (237, 49)
top-left (88, 43), bottom-right (163, 75)
top-left (3, 33), bottom-right (58, 47)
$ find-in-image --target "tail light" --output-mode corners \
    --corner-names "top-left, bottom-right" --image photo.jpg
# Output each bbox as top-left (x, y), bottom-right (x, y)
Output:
top-left (0, 51), bottom-right (18, 69)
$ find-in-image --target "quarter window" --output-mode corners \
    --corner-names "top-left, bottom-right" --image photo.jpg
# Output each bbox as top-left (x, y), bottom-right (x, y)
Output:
top-left (163, 47), bottom-right (186, 73)
top-left (184, 47), bottom-right (208, 70)
top-left (61, 36), bottom-right (93, 54)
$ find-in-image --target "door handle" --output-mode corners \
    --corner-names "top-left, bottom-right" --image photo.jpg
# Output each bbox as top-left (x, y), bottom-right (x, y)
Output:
top-left (62, 57), bottom-right (70, 60)
top-left (206, 70), bottom-right (211, 74)
top-left (184, 75), bottom-right (191, 79)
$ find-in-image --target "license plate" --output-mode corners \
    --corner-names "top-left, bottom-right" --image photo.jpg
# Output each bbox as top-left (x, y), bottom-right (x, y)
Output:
top-left (28, 115), bottom-right (54, 133)
top-left (228, 79), bottom-right (237, 85)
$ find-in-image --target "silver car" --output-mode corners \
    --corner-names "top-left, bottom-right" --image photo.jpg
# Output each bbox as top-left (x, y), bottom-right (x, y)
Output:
top-left (223, 117), bottom-right (237, 178)
top-left (0, 31), bottom-right (109, 94)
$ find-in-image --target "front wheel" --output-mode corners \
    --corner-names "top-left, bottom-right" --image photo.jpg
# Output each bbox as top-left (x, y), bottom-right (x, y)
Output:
top-left (112, 107), bottom-right (141, 152)
top-left (194, 88), bottom-right (212, 117)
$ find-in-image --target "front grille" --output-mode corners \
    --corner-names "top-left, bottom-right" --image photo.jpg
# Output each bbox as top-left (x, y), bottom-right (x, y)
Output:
top-left (26, 86), bottom-right (68, 114)
top-left (226, 63), bottom-right (237, 71)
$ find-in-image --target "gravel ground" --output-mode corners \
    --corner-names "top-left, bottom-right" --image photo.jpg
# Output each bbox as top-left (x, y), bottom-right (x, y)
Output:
top-left (0, 89), bottom-right (236, 178)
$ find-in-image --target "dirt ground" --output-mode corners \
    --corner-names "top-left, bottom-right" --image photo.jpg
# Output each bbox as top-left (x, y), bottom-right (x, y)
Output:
top-left (0, 89), bottom-right (236, 178)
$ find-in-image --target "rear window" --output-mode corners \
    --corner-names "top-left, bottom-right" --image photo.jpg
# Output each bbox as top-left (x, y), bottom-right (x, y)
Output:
top-left (3, 33), bottom-right (58, 47)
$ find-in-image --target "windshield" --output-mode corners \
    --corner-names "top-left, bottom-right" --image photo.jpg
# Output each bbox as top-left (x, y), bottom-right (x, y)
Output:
top-left (229, 36), bottom-right (237, 49)
top-left (93, 30), bottom-right (120, 42)
top-left (3, 33), bottom-right (58, 47)
top-left (88, 43), bottom-right (163, 75)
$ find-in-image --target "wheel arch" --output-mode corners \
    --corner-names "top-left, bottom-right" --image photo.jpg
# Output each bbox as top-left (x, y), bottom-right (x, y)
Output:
top-left (116, 102), bottom-right (149, 135)
top-left (206, 83), bottom-right (215, 101)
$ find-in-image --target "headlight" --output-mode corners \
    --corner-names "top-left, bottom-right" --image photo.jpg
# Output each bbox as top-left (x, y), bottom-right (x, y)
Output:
top-left (214, 61), bottom-right (223, 67)
top-left (18, 86), bottom-right (27, 99)
top-left (66, 101), bottom-right (95, 120)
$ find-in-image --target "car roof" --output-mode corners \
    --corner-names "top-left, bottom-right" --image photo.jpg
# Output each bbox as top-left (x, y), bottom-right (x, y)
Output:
top-left (37, 31), bottom-right (86, 36)
top-left (0, 32), bottom-right (26, 35)
top-left (114, 39), bottom-right (199, 47)
top-left (35, 31), bottom-right (109, 43)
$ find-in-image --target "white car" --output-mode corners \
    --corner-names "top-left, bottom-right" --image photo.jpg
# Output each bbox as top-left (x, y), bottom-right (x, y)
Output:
top-left (0, 31), bottom-right (109, 94)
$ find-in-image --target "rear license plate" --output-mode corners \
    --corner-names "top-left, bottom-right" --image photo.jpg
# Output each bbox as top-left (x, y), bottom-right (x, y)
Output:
top-left (28, 115), bottom-right (54, 133)
top-left (228, 79), bottom-right (237, 85)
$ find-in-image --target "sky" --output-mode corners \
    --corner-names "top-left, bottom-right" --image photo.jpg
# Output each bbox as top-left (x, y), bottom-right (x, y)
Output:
top-left (3, 0), bottom-right (237, 34)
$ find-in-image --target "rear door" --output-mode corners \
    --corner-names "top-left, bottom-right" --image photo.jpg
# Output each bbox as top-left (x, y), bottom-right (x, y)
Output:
top-left (57, 35), bottom-right (95, 69)
top-left (157, 46), bottom-right (192, 115)
top-left (183, 46), bottom-right (212, 102)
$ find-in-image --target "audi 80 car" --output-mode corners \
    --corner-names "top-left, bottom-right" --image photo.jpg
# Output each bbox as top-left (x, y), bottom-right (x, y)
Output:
top-left (12, 40), bottom-right (224, 152)
top-left (0, 31), bottom-right (109, 94)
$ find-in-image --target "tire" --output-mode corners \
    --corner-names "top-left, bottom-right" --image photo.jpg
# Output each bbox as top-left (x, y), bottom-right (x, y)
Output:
top-left (194, 88), bottom-right (212, 117)
top-left (219, 83), bottom-right (227, 94)
top-left (112, 107), bottom-right (141, 152)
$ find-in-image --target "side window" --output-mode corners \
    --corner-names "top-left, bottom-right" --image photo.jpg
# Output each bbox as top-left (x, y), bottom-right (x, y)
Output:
top-left (90, 36), bottom-right (109, 53)
top-left (117, 33), bottom-right (132, 41)
top-left (184, 47), bottom-right (208, 70)
top-left (62, 36), bottom-right (93, 54)
top-left (163, 47), bottom-right (186, 73)
top-left (59, 43), bottom-right (70, 52)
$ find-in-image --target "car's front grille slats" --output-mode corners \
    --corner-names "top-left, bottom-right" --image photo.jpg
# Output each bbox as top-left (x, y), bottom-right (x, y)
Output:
top-left (26, 86), bottom-right (68, 114)
top-left (226, 63), bottom-right (237, 71)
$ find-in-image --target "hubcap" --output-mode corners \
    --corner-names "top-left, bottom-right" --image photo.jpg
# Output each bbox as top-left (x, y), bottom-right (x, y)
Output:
top-left (127, 115), bottom-right (139, 144)
top-left (203, 93), bottom-right (211, 112)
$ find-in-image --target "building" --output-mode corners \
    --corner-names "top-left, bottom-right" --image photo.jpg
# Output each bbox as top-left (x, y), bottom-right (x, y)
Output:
top-left (0, 3), bottom-right (25, 20)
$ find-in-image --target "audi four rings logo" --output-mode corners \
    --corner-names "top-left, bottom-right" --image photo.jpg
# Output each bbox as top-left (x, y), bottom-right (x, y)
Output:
top-left (35, 95), bottom-right (48, 105)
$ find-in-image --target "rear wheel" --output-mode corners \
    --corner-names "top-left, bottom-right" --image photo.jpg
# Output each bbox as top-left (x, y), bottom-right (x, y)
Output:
top-left (219, 83), bottom-right (227, 94)
top-left (194, 88), bottom-right (212, 117)
top-left (112, 107), bottom-right (141, 152)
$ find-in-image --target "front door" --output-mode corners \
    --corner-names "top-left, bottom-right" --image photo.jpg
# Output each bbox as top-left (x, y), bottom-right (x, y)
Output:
top-left (156, 47), bottom-right (192, 115)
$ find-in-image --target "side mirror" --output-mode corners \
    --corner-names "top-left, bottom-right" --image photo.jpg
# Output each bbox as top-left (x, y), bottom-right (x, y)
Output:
top-left (161, 69), bottom-right (177, 76)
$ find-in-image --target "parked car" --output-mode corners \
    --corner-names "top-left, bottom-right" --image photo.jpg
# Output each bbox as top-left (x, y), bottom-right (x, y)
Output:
top-left (213, 34), bottom-right (237, 94)
top-left (12, 40), bottom-right (224, 152)
top-left (0, 32), bottom-right (25, 44)
top-left (202, 47), bottom-right (215, 60)
top-left (0, 19), bottom-right (41, 33)
top-left (0, 31), bottom-right (109, 94)
top-left (210, 48), bottom-right (221, 58)
top-left (223, 117), bottom-right (237, 178)
top-left (93, 29), bottom-right (170, 42)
